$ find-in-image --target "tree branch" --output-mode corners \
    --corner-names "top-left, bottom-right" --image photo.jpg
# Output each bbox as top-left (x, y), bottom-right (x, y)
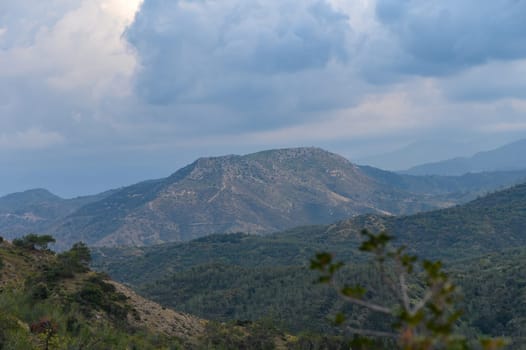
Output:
top-left (399, 273), bottom-right (410, 312)
top-left (331, 280), bottom-right (392, 315)
top-left (346, 326), bottom-right (398, 338)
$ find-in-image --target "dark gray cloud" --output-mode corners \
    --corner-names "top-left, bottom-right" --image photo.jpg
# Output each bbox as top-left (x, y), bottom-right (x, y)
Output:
top-left (375, 0), bottom-right (526, 76)
top-left (126, 0), bottom-right (354, 125)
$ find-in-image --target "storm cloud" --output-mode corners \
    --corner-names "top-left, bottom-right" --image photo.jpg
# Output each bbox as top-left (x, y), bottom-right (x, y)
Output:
top-left (375, 0), bottom-right (526, 75)
top-left (125, 0), bottom-right (358, 130)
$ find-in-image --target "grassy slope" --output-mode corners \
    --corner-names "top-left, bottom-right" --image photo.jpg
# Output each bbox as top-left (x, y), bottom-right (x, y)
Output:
top-left (0, 239), bottom-right (204, 349)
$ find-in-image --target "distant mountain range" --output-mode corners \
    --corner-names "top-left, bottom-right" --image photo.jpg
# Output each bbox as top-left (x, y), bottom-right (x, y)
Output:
top-left (2, 147), bottom-right (526, 248)
top-left (0, 188), bottom-right (115, 238)
top-left (404, 138), bottom-right (526, 175)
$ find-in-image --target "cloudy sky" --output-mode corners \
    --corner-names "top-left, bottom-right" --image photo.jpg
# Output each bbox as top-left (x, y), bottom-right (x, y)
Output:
top-left (1, 0), bottom-right (526, 197)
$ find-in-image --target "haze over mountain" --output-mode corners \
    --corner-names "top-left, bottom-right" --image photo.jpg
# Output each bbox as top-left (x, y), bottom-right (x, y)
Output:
top-left (357, 138), bottom-right (495, 171)
top-left (404, 138), bottom-right (526, 176)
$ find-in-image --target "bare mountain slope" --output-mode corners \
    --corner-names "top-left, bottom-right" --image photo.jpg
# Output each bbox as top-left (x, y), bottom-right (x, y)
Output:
top-left (0, 188), bottom-right (116, 238)
top-left (51, 148), bottom-right (443, 248)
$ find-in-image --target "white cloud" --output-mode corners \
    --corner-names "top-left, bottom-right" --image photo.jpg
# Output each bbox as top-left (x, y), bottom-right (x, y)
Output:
top-left (0, 0), bottom-right (140, 97)
top-left (0, 0), bottom-right (142, 150)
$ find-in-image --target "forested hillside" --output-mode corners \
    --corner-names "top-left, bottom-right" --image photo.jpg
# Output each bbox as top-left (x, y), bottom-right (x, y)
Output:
top-left (93, 183), bottom-right (526, 348)
top-left (94, 182), bottom-right (526, 283)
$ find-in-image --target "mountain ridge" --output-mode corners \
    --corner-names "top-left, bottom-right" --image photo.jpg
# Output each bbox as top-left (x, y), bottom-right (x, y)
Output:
top-left (404, 138), bottom-right (526, 175)
top-left (3, 147), bottom-right (526, 249)
top-left (48, 147), bottom-right (447, 248)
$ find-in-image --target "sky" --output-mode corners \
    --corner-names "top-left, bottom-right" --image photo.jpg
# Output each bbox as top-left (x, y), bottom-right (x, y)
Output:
top-left (1, 0), bottom-right (526, 197)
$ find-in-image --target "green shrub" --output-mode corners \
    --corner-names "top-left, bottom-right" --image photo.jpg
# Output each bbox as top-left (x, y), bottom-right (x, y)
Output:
top-left (31, 282), bottom-right (50, 300)
top-left (13, 234), bottom-right (55, 250)
top-left (0, 312), bottom-right (33, 349)
top-left (75, 275), bottom-right (129, 321)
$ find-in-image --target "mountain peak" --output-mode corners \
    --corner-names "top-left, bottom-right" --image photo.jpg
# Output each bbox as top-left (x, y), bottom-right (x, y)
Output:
top-left (246, 146), bottom-right (346, 160)
top-left (1, 188), bottom-right (60, 201)
top-left (52, 147), bottom-right (436, 247)
top-left (190, 147), bottom-right (344, 164)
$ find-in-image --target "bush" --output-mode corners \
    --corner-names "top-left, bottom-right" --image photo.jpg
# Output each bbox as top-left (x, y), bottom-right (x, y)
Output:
top-left (57, 242), bottom-right (91, 273)
top-left (13, 234), bottom-right (55, 250)
top-left (75, 274), bottom-right (129, 321)
top-left (31, 282), bottom-right (50, 300)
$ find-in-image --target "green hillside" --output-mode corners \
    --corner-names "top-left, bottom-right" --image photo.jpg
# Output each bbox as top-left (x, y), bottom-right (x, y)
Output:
top-left (0, 235), bottom-right (371, 349)
top-left (92, 183), bottom-right (526, 347)
top-left (94, 182), bottom-right (526, 285)
top-left (0, 236), bottom-right (205, 349)
top-left (94, 242), bottom-right (526, 348)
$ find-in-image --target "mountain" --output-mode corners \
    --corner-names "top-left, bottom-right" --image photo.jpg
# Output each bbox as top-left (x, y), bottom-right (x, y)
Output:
top-left (359, 165), bottom-right (526, 198)
top-left (404, 138), bottom-right (526, 175)
top-left (0, 189), bottom-right (117, 234)
top-left (3, 147), bottom-right (526, 249)
top-left (0, 188), bottom-right (116, 238)
top-left (357, 139), bottom-right (487, 171)
top-left (48, 147), bottom-right (455, 248)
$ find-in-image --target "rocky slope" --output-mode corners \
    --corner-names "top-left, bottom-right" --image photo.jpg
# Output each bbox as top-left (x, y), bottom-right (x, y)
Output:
top-left (50, 148), bottom-right (448, 248)
top-left (3, 147), bottom-right (526, 249)
top-left (0, 188), bottom-right (115, 238)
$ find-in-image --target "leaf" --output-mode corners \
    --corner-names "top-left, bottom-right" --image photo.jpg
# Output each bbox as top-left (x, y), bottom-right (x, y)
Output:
top-left (341, 285), bottom-right (366, 299)
top-left (334, 312), bottom-right (346, 325)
